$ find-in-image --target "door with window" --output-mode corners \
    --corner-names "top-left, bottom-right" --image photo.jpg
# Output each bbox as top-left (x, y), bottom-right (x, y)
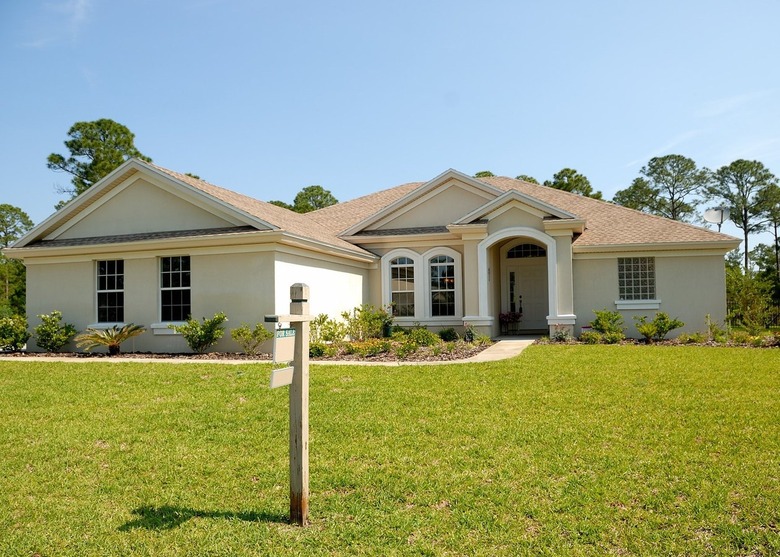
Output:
top-left (501, 243), bottom-right (548, 332)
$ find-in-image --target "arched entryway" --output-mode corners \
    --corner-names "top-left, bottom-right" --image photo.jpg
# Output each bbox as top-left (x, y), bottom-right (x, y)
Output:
top-left (499, 240), bottom-right (549, 334)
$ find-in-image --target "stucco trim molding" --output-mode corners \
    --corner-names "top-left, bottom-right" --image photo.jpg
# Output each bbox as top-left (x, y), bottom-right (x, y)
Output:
top-left (477, 227), bottom-right (560, 321)
top-left (615, 299), bottom-right (662, 310)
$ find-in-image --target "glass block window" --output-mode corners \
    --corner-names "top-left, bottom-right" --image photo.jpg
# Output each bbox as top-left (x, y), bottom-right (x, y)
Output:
top-left (430, 255), bottom-right (455, 317)
top-left (390, 256), bottom-right (415, 317)
top-left (507, 243), bottom-right (546, 258)
top-left (97, 260), bottom-right (124, 323)
top-left (161, 256), bottom-right (191, 321)
top-left (618, 257), bottom-right (656, 300)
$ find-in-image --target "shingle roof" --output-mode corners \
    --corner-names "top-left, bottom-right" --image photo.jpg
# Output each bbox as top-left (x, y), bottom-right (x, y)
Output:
top-left (149, 164), bottom-right (373, 256)
top-left (153, 163), bottom-right (738, 251)
top-left (307, 173), bottom-right (737, 248)
top-left (478, 176), bottom-right (738, 247)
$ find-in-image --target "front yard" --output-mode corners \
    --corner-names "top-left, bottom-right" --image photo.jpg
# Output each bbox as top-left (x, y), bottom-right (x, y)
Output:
top-left (0, 345), bottom-right (778, 556)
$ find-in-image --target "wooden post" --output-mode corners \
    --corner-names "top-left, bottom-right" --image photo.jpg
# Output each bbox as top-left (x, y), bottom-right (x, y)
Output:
top-left (289, 283), bottom-right (309, 526)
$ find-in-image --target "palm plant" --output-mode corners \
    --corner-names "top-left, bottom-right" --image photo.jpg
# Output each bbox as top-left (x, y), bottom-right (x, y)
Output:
top-left (74, 324), bottom-right (146, 355)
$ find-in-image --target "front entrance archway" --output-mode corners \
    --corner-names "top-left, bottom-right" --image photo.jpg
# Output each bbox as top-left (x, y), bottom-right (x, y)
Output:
top-left (500, 241), bottom-right (549, 333)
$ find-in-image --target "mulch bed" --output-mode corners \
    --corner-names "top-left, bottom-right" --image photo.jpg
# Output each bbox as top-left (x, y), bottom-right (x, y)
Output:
top-left (0, 343), bottom-right (492, 362)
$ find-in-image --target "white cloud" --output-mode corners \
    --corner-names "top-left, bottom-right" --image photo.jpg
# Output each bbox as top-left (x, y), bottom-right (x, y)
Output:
top-left (22, 0), bottom-right (92, 48)
top-left (623, 129), bottom-right (702, 168)
top-left (695, 91), bottom-right (771, 119)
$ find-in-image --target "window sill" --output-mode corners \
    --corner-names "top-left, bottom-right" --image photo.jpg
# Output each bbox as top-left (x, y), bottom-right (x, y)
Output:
top-left (150, 322), bottom-right (185, 335)
top-left (615, 300), bottom-right (661, 310)
top-left (87, 322), bottom-right (127, 329)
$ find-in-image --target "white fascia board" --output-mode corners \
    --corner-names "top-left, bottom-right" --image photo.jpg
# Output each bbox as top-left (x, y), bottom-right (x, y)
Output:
top-left (573, 239), bottom-right (742, 257)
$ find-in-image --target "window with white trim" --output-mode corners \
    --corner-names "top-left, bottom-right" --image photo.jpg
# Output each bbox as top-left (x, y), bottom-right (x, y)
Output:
top-left (161, 256), bottom-right (191, 321)
top-left (390, 256), bottom-right (415, 317)
top-left (97, 260), bottom-right (124, 323)
top-left (618, 257), bottom-right (656, 300)
top-left (429, 255), bottom-right (456, 317)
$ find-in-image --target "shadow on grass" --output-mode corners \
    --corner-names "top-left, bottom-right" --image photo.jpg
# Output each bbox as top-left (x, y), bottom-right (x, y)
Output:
top-left (119, 505), bottom-right (288, 531)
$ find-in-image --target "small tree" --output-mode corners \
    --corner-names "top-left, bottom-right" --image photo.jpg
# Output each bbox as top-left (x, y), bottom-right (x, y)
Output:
top-left (230, 323), bottom-right (273, 355)
top-left (634, 312), bottom-right (684, 343)
top-left (170, 312), bottom-right (228, 353)
top-left (74, 324), bottom-right (146, 355)
top-left (590, 308), bottom-right (625, 343)
top-left (34, 311), bottom-right (76, 352)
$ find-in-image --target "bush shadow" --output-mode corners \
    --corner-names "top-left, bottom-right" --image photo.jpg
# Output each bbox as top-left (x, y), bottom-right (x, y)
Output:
top-left (119, 505), bottom-right (288, 531)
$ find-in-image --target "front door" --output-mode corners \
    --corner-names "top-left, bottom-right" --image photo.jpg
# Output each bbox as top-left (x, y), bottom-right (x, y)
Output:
top-left (502, 258), bottom-right (548, 331)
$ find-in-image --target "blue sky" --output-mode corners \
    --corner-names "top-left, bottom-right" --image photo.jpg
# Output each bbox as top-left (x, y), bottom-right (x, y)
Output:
top-left (1, 0), bottom-right (779, 246)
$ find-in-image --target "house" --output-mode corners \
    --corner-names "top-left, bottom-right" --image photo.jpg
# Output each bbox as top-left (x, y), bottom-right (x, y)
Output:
top-left (5, 158), bottom-right (740, 352)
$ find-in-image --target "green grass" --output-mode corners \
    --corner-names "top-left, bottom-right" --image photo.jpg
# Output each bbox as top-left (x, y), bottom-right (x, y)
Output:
top-left (1, 345), bottom-right (778, 556)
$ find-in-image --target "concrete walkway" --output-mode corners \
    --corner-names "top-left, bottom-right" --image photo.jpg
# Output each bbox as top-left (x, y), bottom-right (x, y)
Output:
top-left (0, 338), bottom-right (538, 366)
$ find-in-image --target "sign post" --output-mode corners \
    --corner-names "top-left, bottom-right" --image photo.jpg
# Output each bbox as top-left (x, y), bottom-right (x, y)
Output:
top-left (265, 283), bottom-right (312, 526)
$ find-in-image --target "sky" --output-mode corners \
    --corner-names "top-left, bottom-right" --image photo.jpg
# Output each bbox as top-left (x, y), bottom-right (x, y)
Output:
top-left (1, 0), bottom-right (779, 247)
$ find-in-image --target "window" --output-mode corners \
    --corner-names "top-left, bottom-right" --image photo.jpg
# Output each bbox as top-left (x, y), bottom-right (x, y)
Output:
top-left (618, 257), bottom-right (656, 300)
top-left (507, 243), bottom-right (546, 258)
top-left (161, 256), bottom-right (191, 321)
top-left (430, 255), bottom-right (455, 316)
top-left (390, 256), bottom-right (415, 317)
top-left (97, 260), bottom-right (124, 322)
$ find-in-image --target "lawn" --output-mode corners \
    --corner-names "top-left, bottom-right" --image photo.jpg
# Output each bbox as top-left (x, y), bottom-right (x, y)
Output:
top-left (0, 345), bottom-right (778, 556)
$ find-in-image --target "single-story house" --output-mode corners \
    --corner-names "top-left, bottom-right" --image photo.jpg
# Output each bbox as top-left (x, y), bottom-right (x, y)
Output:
top-left (5, 158), bottom-right (740, 352)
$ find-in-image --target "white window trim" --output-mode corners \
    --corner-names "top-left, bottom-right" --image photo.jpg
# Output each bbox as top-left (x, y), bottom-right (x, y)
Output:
top-left (159, 255), bottom-right (191, 328)
top-left (423, 247), bottom-right (463, 320)
top-left (381, 249), bottom-right (422, 323)
top-left (380, 247), bottom-right (464, 324)
top-left (615, 300), bottom-right (662, 310)
top-left (95, 259), bottom-right (124, 324)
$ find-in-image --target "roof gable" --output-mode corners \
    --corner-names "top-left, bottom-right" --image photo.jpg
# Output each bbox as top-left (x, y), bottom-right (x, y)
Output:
top-left (340, 169), bottom-right (501, 236)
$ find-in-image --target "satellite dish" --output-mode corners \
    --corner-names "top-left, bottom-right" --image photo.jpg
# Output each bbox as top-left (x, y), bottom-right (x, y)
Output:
top-left (704, 207), bottom-right (730, 231)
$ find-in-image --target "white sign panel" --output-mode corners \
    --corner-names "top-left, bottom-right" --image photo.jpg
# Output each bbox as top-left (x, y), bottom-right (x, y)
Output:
top-left (273, 328), bottom-right (295, 363)
top-left (270, 366), bottom-right (294, 389)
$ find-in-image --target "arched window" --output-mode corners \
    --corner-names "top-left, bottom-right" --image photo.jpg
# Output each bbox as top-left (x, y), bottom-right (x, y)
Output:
top-left (390, 256), bottom-right (415, 316)
top-left (507, 243), bottom-right (546, 258)
top-left (429, 255), bottom-right (455, 316)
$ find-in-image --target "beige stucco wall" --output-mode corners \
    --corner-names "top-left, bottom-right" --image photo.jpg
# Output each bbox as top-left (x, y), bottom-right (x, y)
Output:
top-left (273, 251), bottom-right (368, 319)
top-left (374, 183), bottom-right (489, 230)
top-left (25, 249), bottom-right (280, 353)
top-left (487, 207), bottom-right (544, 234)
top-left (572, 253), bottom-right (728, 337)
top-left (57, 179), bottom-right (240, 239)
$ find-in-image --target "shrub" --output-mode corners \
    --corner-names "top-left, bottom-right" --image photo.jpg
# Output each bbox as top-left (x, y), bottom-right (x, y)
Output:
top-left (0, 315), bottom-right (30, 351)
top-left (341, 304), bottom-right (392, 341)
top-left (634, 312), bottom-right (684, 343)
top-left (438, 327), bottom-right (459, 342)
top-left (408, 326), bottom-right (439, 347)
top-left (473, 333), bottom-right (493, 346)
top-left (677, 332), bottom-right (706, 344)
top-left (309, 342), bottom-right (326, 358)
top-left (590, 309), bottom-right (625, 336)
top-left (602, 331), bottom-right (625, 344)
top-left (310, 314), bottom-right (347, 344)
top-left (579, 330), bottom-right (603, 344)
top-left (34, 311), bottom-right (77, 352)
top-left (74, 324), bottom-right (146, 355)
top-left (349, 338), bottom-right (392, 358)
top-left (705, 314), bottom-right (728, 343)
top-left (728, 330), bottom-right (752, 346)
top-left (230, 323), bottom-right (273, 355)
top-left (550, 326), bottom-right (572, 343)
top-left (394, 339), bottom-right (418, 359)
top-left (170, 312), bottom-right (227, 353)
